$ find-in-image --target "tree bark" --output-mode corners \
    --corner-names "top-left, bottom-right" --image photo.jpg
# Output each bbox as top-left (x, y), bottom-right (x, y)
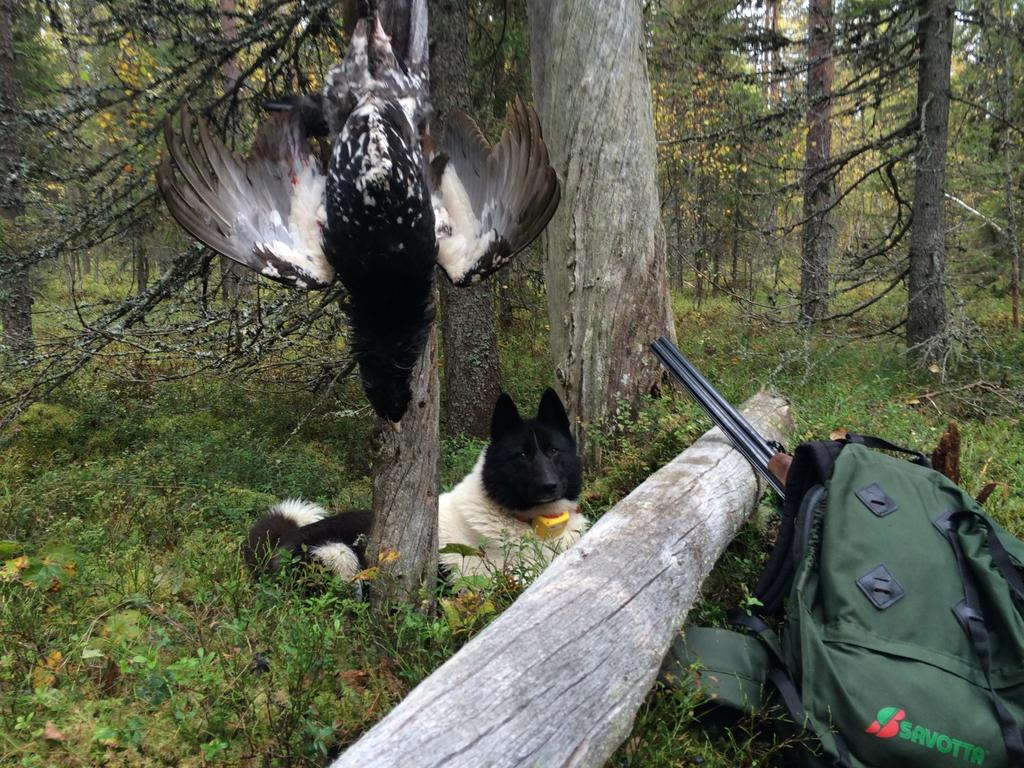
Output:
top-left (367, 326), bottom-right (440, 605)
top-left (437, 254), bottom-right (502, 440)
top-left (799, 0), bottom-right (835, 324)
top-left (526, 0), bottom-right (676, 464)
top-left (766, 0), bottom-right (780, 103)
top-left (431, 0), bottom-right (502, 439)
top-left (331, 392), bottom-right (794, 768)
top-left (906, 0), bottom-right (953, 359)
top-left (0, 0), bottom-right (33, 359)
top-left (133, 238), bottom-right (149, 296)
top-left (218, 0), bottom-right (250, 305)
top-left (366, 0), bottom-right (440, 607)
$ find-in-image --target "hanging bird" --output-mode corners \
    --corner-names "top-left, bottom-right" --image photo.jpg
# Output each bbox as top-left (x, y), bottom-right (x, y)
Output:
top-left (156, 11), bottom-right (559, 424)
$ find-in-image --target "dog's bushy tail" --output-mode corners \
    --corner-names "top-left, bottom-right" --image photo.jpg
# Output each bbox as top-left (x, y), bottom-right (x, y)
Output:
top-left (242, 500), bottom-right (371, 579)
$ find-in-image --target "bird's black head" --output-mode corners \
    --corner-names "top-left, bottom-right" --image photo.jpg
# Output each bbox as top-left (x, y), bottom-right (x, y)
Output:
top-left (359, 358), bottom-right (413, 425)
top-left (481, 389), bottom-right (582, 515)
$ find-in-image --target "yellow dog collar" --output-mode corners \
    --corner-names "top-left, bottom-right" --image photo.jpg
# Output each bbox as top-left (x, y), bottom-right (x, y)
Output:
top-left (532, 510), bottom-right (571, 540)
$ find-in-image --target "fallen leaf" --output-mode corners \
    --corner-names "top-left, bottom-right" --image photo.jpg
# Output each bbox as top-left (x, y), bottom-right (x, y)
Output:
top-left (340, 669), bottom-right (370, 692)
top-left (928, 363), bottom-right (940, 374)
top-left (42, 722), bottom-right (66, 742)
top-left (31, 651), bottom-right (63, 689)
top-left (377, 548), bottom-right (400, 565)
top-left (829, 428), bottom-right (848, 441)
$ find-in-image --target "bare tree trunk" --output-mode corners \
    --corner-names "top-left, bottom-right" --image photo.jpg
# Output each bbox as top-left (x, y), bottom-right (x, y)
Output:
top-left (365, 0), bottom-right (439, 608)
top-left (367, 326), bottom-right (439, 605)
top-left (526, 0), bottom-right (675, 464)
top-left (710, 174), bottom-right (722, 297)
top-left (996, 0), bottom-right (1020, 330)
top-left (664, 174), bottom-right (683, 289)
top-left (729, 174), bottom-right (740, 290)
top-left (799, 0), bottom-right (835, 324)
top-left (133, 237), bottom-right (149, 295)
top-left (767, 0), bottom-right (780, 103)
top-left (0, 0), bottom-right (32, 359)
top-left (694, 171), bottom-right (706, 307)
top-left (59, 17), bottom-right (84, 302)
top-left (906, 0), bottom-right (953, 360)
top-left (219, 0), bottom-right (249, 306)
top-left (711, 247), bottom-right (722, 296)
top-left (436, 244), bottom-right (501, 438)
top-left (432, 0), bottom-right (501, 439)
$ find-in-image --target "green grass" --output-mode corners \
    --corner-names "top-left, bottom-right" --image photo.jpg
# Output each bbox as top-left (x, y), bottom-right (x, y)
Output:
top-left (2, 284), bottom-right (1022, 766)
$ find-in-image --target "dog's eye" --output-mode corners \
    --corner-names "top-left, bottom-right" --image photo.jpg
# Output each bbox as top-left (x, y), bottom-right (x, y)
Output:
top-left (545, 445), bottom-right (559, 456)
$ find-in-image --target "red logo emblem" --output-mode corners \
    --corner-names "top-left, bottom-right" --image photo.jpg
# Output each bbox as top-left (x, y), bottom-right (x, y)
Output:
top-left (866, 707), bottom-right (905, 739)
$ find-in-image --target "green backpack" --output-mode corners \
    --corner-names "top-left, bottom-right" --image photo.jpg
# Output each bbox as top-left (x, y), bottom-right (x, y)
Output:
top-left (665, 435), bottom-right (1024, 768)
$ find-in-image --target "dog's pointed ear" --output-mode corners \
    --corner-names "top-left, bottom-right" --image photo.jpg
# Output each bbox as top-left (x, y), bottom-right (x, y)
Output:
top-left (491, 393), bottom-right (523, 439)
top-left (537, 388), bottom-right (571, 434)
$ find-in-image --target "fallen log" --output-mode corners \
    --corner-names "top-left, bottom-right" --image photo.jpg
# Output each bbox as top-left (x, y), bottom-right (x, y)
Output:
top-left (332, 391), bottom-right (793, 768)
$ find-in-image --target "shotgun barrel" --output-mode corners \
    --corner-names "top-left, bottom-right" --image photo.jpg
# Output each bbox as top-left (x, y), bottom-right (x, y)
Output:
top-left (651, 336), bottom-right (786, 499)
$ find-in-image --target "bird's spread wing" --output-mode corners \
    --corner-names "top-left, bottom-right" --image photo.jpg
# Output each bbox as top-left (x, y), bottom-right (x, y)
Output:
top-left (432, 97), bottom-right (560, 286)
top-left (157, 106), bottom-right (335, 290)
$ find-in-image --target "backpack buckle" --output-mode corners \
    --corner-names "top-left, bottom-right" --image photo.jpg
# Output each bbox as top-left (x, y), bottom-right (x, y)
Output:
top-left (952, 597), bottom-right (983, 627)
top-left (855, 484), bottom-right (898, 517)
top-left (856, 564), bottom-right (906, 610)
top-left (932, 509), bottom-right (958, 537)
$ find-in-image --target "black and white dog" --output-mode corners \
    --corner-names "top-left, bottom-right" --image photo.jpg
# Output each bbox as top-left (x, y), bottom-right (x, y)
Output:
top-left (242, 389), bottom-right (586, 581)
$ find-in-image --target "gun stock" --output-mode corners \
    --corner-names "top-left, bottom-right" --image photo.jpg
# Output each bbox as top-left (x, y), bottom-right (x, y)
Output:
top-left (651, 336), bottom-right (788, 499)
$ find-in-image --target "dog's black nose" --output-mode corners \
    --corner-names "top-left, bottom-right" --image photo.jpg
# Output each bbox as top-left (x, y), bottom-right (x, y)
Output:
top-left (539, 482), bottom-right (558, 497)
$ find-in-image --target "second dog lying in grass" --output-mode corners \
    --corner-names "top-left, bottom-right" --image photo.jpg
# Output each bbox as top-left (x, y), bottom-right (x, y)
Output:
top-left (242, 389), bottom-right (587, 582)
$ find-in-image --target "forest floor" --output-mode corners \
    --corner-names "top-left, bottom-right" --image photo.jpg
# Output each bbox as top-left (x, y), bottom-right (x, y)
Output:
top-left (2, 280), bottom-right (1022, 767)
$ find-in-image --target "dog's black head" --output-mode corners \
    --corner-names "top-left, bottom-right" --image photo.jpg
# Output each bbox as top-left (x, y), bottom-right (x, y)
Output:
top-left (481, 388), bottom-right (582, 515)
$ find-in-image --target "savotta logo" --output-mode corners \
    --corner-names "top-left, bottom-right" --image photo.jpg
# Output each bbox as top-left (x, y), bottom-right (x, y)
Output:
top-left (865, 706), bottom-right (905, 738)
top-left (864, 706), bottom-right (987, 765)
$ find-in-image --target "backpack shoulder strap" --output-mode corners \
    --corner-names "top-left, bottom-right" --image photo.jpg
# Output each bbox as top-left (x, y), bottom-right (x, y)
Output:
top-left (661, 625), bottom-right (771, 718)
top-left (844, 432), bottom-right (931, 467)
top-left (755, 434), bottom-right (927, 616)
top-left (728, 611), bottom-right (854, 768)
top-left (961, 510), bottom-right (1024, 604)
top-left (754, 440), bottom-right (843, 614)
top-left (934, 509), bottom-right (1024, 762)
top-left (783, 440), bottom-right (845, 517)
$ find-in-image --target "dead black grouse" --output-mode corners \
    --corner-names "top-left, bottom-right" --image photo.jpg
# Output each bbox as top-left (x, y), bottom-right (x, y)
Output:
top-left (156, 11), bottom-right (559, 424)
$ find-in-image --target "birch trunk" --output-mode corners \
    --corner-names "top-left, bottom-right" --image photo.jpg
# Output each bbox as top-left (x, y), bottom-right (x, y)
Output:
top-left (332, 392), bottom-right (793, 768)
top-left (526, 0), bottom-right (675, 463)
